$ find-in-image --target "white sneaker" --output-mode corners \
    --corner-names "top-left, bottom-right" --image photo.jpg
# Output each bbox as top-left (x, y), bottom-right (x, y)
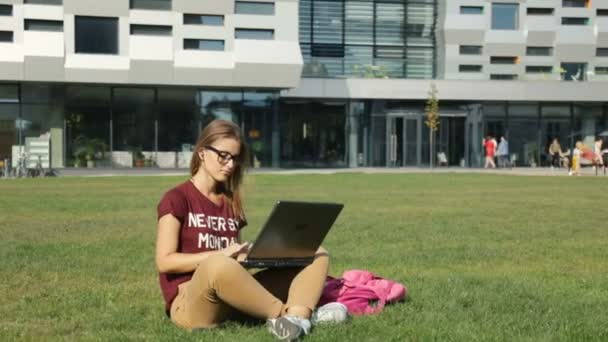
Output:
top-left (266, 315), bottom-right (311, 341)
top-left (311, 302), bottom-right (349, 325)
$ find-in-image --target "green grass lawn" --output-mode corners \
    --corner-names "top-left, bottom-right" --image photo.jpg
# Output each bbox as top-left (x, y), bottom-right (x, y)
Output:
top-left (1, 173), bottom-right (607, 341)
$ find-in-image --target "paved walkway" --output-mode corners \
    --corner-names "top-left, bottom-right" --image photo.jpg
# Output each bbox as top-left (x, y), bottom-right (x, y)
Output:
top-left (56, 166), bottom-right (607, 177)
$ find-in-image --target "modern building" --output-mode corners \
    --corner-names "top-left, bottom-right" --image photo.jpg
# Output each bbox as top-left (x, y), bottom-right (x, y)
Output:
top-left (1, 0), bottom-right (607, 169)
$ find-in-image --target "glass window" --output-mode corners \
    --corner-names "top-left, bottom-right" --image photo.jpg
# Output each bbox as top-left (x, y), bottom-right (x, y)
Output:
top-left (526, 66), bottom-right (553, 73)
top-left (235, 1), bottom-right (274, 15)
top-left (279, 100), bottom-right (346, 168)
top-left (344, 45), bottom-right (373, 77)
top-left (595, 66), bottom-right (608, 75)
top-left (345, 1), bottom-right (373, 45)
top-left (199, 91), bottom-right (241, 126)
top-left (22, 84), bottom-right (64, 104)
top-left (158, 88), bottom-right (198, 152)
top-left (561, 62), bottom-right (586, 81)
top-left (405, 47), bottom-right (434, 79)
top-left (541, 104), bottom-right (571, 166)
top-left (509, 104), bottom-right (539, 167)
top-left (183, 14), bottom-right (224, 26)
top-left (65, 86), bottom-right (111, 167)
top-left (24, 19), bottom-right (63, 32)
top-left (129, 0), bottom-right (171, 10)
top-left (0, 31), bottom-right (13, 42)
top-left (490, 56), bottom-right (518, 64)
top-left (299, 0), bottom-right (311, 43)
top-left (241, 91), bottom-right (275, 167)
top-left (460, 6), bottom-right (483, 15)
top-left (563, 0), bottom-right (587, 7)
top-left (526, 46), bottom-right (553, 56)
top-left (0, 4), bottom-right (12, 16)
top-left (492, 3), bottom-right (519, 30)
top-left (405, 2), bottom-right (434, 39)
top-left (527, 8), bottom-right (554, 15)
top-left (597, 48), bottom-right (608, 57)
top-left (21, 103), bottom-right (64, 149)
top-left (75, 16), bottom-right (118, 54)
top-left (183, 39), bottom-right (225, 51)
top-left (0, 84), bottom-right (19, 103)
top-left (459, 65), bottom-right (482, 73)
top-left (24, 0), bottom-right (62, 5)
top-left (561, 17), bottom-right (589, 25)
top-left (311, 44), bottom-right (344, 58)
top-left (375, 2), bottom-right (404, 46)
top-left (313, 0), bottom-right (343, 44)
top-left (598, 9), bottom-right (608, 16)
top-left (0, 104), bottom-right (19, 162)
top-left (112, 88), bottom-right (155, 153)
top-left (483, 103), bottom-right (507, 141)
top-left (235, 28), bottom-right (274, 40)
top-left (573, 104), bottom-right (602, 148)
top-left (300, 0), bottom-right (436, 80)
top-left (460, 45), bottom-right (482, 55)
top-left (490, 74), bottom-right (518, 80)
top-left (130, 24), bottom-right (172, 36)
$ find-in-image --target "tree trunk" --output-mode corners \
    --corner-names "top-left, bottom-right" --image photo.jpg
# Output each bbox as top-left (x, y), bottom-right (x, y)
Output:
top-left (429, 128), bottom-right (433, 169)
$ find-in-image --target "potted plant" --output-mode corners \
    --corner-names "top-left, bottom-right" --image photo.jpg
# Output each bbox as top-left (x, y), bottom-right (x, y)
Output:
top-left (250, 141), bottom-right (263, 168)
top-left (131, 146), bottom-right (145, 167)
top-left (72, 135), bottom-right (107, 168)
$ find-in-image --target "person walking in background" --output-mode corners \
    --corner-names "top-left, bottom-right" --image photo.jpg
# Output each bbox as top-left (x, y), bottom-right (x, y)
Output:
top-left (496, 136), bottom-right (509, 168)
top-left (484, 135), bottom-right (497, 169)
top-left (569, 141), bottom-right (583, 176)
top-left (594, 136), bottom-right (604, 169)
top-left (548, 138), bottom-right (563, 169)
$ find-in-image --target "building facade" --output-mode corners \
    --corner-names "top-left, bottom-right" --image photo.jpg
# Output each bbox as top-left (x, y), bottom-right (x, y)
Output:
top-left (1, 0), bottom-right (607, 169)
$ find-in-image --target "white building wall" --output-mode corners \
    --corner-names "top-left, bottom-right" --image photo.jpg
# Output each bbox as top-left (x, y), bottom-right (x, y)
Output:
top-left (0, 0), bottom-right (302, 88)
top-left (441, 0), bottom-right (608, 82)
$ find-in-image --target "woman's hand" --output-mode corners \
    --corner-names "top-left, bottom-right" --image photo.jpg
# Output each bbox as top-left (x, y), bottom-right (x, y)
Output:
top-left (221, 242), bottom-right (251, 258)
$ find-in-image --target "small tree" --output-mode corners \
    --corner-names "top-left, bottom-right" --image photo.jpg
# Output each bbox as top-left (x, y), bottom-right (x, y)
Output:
top-left (424, 83), bottom-right (440, 168)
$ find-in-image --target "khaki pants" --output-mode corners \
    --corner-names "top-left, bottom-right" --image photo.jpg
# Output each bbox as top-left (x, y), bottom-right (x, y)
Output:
top-left (170, 248), bottom-right (329, 330)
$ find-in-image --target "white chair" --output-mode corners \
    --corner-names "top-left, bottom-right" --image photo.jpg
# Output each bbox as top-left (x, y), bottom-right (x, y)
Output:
top-left (437, 152), bottom-right (448, 166)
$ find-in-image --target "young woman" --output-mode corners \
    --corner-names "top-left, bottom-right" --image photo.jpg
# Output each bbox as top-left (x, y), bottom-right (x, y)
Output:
top-left (484, 135), bottom-right (497, 169)
top-left (155, 120), bottom-right (344, 340)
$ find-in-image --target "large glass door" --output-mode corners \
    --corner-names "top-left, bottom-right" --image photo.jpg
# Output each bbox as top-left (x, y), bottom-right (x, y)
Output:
top-left (404, 118), bottom-right (419, 166)
top-left (386, 117), bottom-right (403, 167)
top-left (386, 115), bottom-right (421, 167)
top-left (437, 117), bottom-right (466, 165)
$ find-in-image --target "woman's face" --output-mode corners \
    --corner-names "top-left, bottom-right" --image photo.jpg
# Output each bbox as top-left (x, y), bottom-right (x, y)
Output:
top-left (200, 137), bottom-right (241, 183)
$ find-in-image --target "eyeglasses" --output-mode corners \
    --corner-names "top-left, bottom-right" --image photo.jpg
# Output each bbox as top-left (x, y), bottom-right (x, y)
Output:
top-left (205, 145), bottom-right (240, 165)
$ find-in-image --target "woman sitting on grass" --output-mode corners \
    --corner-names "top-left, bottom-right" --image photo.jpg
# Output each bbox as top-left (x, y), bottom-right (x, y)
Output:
top-left (155, 119), bottom-right (345, 340)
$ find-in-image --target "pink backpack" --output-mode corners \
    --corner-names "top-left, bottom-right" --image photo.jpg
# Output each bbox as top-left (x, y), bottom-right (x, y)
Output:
top-left (317, 270), bottom-right (407, 315)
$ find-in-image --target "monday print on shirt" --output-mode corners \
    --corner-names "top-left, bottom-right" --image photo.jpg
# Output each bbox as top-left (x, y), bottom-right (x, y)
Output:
top-left (157, 180), bottom-right (245, 255)
top-left (186, 210), bottom-right (241, 250)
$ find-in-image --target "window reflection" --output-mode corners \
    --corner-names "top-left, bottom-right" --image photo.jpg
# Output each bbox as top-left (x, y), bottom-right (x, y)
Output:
top-left (0, 104), bottom-right (18, 163)
top-left (280, 100), bottom-right (346, 167)
top-left (540, 105), bottom-right (570, 165)
top-left (242, 91), bottom-right (274, 167)
top-left (158, 88), bottom-right (197, 153)
top-left (508, 104), bottom-right (539, 167)
top-left (65, 86), bottom-right (110, 167)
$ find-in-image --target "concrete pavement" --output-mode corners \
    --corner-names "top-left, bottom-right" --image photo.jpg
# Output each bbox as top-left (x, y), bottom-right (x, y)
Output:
top-left (53, 166), bottom-right (607, 177)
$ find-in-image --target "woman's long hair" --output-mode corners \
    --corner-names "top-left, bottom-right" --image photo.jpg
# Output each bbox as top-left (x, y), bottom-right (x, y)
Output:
top-left (190, 120), bottom-right (249, 219)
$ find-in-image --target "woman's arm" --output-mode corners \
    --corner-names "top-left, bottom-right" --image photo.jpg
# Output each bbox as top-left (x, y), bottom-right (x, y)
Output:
top-left (155, 214), bottom-right (248, 273)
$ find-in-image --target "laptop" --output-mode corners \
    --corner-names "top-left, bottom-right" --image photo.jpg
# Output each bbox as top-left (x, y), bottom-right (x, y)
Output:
top-left (238, 200), bottom-right (344, 268)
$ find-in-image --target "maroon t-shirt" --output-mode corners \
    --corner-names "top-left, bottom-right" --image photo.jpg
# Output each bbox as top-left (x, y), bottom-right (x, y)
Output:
top-left (156, 180), bottom-right (245, 313)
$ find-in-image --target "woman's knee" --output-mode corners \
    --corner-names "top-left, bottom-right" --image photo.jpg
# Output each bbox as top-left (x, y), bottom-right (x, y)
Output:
top-left (196, 253), bottom-right (240, 277)
top-left (316, 246), bottom-right (329, 256)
